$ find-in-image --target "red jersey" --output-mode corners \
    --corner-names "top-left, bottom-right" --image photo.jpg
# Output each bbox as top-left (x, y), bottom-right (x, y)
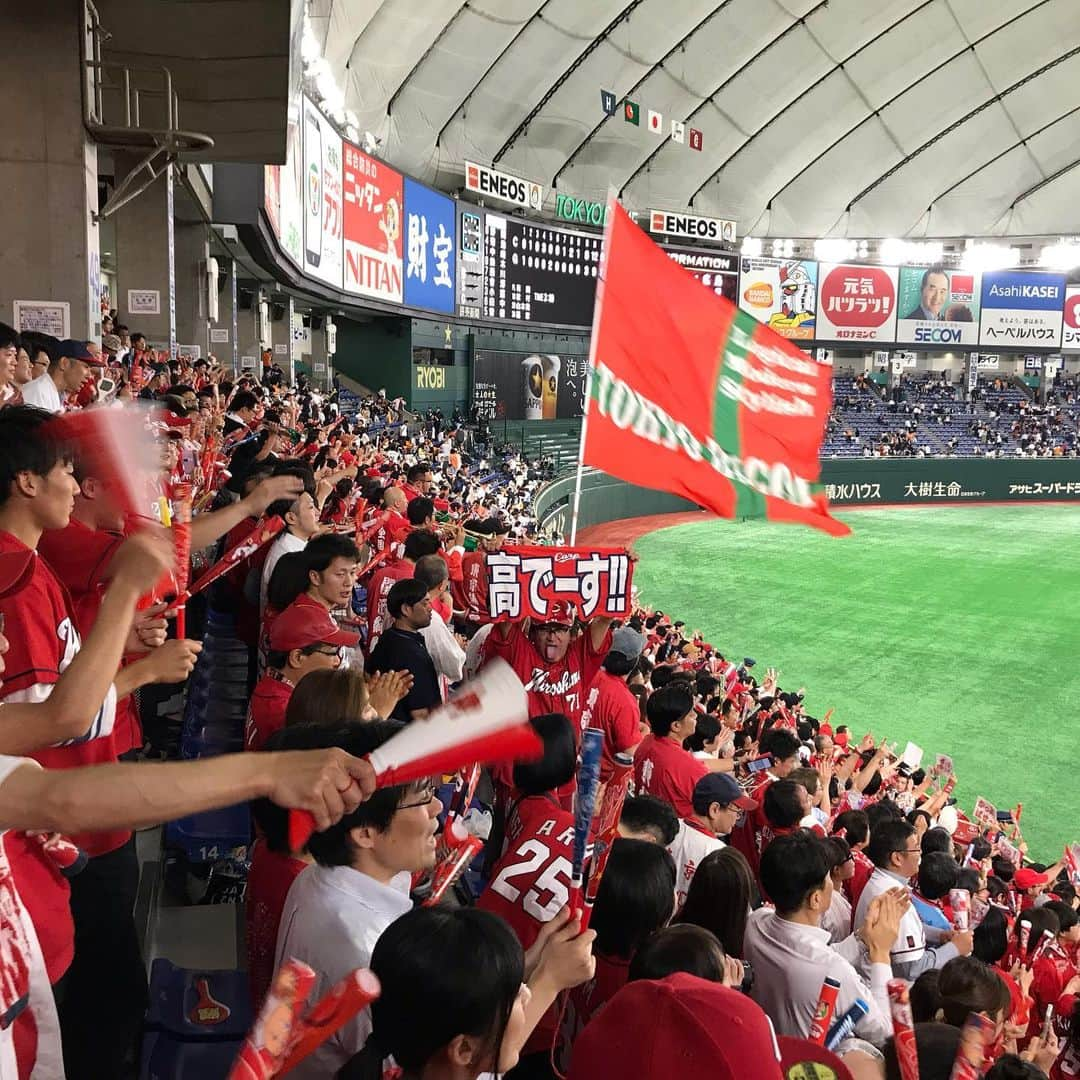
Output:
top-left (371, 511), bottom-right (409, 555)
top-left (844, 848), bottom-right (876, 911)
top-left (0, 531), bottom-right (119, 983)
top-left (36, 520), bottom-right (133, 854)
top-left (478, 794), bottom-right (576, 1056)
top-left (245, 675), bottom-right (293, 752)
top-left (1052, 1040), bottom-right (1080, 1079)
top-left (245, 841), bottom-right (307, 1011)
top-left (580, 671), bottom-right (640, 782)
top-left (481, 624), bottom-right (609, 807)
top-left (1030, 944), bottom-right (1078, 1039)
top-left (633, 734), bottom-right (707, 819)
top-left (365, 558), bottom-right (413, 650)
top-left (222, 515), bottom-right (265, 648)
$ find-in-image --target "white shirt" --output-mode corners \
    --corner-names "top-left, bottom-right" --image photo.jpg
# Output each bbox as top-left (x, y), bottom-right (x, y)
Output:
top-left (854, 867), bottom-right (959, 979)
top-left (0, 755), bottom-right (64, 1080)
top-left (260, 531), bottom-right (308, 612)
top-left (20, 373), bottom-right (63, 414)
top-left (743, 907), bottom-right (893, 1048)
top-left (821, 885), bottom-right (853, 945)
top-left (275, 864), bottom-right (412, 1079)
top-left (420, 608), bottom-right (465, 688)
top-left (667, 819), bottom-right (724, 910)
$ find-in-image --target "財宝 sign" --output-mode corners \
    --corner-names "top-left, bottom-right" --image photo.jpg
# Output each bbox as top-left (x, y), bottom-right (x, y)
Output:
top-left (554, 193), bottom-right (609, 227)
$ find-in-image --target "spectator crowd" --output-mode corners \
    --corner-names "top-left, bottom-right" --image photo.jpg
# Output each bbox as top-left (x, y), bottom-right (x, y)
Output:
top-left (0, 319), bottom-right (1077, 1080)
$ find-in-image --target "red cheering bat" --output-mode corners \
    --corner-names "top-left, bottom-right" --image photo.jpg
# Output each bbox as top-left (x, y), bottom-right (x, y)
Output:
top-left (273, 969), bottom-right (381, 1077)
top-left (578, 750), bottom-right (634, 931)
top-left (227, 960), bottom-right (315, 1079)
top-left (948, 1011), bottom-right (993, 1080)
top-left (888, 979), bottom-right (920, 1080)
top-left (179, 516), bottom-right (285, 602)
top-left (287, 659), bottom-right (537, 851)
top-left (171, 483), bottom-right (192, 638)
top-left (423, 834), bottom-right (483, 908)
top-left (46, 405), bottom-right (161, 521)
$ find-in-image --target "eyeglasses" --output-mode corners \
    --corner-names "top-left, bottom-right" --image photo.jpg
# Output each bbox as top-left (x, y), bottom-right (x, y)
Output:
top-left (896, 846), bottom-right (922, 856)
top-left (397, 779), bottom-right (437, 811)
top-left (311, 645), bottom-right (345, 660)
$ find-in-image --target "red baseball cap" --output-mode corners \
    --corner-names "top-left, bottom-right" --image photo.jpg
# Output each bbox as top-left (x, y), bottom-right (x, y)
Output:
top-left (534, 599), bottom-right (575, 628)
top-left (1014, 867), bottom-right (1050, 890)
top-left (567, 974), bottom-right (852, 1080)
top-left (269, 600), bottom-right (360, 652)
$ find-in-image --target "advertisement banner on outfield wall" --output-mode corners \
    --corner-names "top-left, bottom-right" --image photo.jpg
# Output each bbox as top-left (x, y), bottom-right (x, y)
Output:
top-left (738, 257), bottom-right (818, 339)
top-left (472, 351), bottom-right (587, 420)
top-left (895, 267), bottom-right (980, 347)
top-left (264, 106), bottom-right (304, 267)
top-left (816, 263), bottom-right (899, 343)
top-left (1061, 285), bottom-right (1080, 352)
top-left (342, 141), bottom-right (403, 302)
top-left (403, 179), bottom-right (455, 314)
top-left (978, 270), bottom-right (1065, 348)
top-left (302, 96), bottom-right (343, 289)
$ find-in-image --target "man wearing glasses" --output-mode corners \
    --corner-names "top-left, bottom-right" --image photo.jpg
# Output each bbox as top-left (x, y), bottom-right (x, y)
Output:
top-left (667, 772), bottom-right (759, 908)
top-left (274, 720), bottom-right (443, 1079)
top-left (245, 603), bottom-right (357, 751)
top-left (853, 818), bottom-right (973, 978)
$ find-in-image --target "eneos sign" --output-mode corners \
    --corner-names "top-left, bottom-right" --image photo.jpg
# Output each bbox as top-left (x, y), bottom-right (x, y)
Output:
top-left (465, 161), bottom-right (542, 212)
top-left (647, 210), bottom-right (736, 244)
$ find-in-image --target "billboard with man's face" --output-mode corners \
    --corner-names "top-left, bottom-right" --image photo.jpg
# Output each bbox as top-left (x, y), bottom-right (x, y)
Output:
top-left (895, 267), bottom-right (981, 347)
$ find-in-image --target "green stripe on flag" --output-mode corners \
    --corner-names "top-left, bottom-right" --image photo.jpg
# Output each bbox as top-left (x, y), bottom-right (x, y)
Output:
top-left (713, 309), bottom-right (767, 520)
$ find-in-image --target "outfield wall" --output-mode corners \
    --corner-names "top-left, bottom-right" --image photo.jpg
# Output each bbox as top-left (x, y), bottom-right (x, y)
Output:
top-left (535, 459), bottom-right (1080, 538)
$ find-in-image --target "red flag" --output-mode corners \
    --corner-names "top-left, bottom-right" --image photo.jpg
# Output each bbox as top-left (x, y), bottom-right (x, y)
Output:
top-left (583, 203), bottom-right (848, 536)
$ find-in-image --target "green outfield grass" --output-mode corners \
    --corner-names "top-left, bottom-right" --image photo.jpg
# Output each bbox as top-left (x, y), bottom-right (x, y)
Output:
top-left (633, 505), bottom-right (1080, 861)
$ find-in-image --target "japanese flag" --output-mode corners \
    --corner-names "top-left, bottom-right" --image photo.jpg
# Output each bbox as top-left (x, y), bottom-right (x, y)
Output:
top-left (647, 110), bottom-right (663, 135)
top-left (670, 120), bottom-right (685, 144)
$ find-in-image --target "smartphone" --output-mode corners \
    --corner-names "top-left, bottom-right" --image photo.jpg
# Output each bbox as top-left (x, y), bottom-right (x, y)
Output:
top-left (304, 104), bottom-right (323, 268)
top-left (995, 809), bottom-right (1014, 822)
top-left (746, 756), bottom-right (773, 774)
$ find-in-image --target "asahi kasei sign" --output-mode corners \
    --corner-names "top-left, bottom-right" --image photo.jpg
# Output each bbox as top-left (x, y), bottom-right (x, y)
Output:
top-left (464, 161), bottom-right (543, 212)
top-left (647, 210), bottom-right (736, 245)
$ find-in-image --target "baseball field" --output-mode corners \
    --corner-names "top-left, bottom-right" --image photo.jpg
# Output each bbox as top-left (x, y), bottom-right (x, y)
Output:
top-left (631, 504), bottom-right (1080, 860)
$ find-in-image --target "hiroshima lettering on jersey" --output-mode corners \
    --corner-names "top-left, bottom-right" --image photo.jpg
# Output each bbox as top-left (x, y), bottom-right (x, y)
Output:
top-left (524, 667), bottom-right (581, 697)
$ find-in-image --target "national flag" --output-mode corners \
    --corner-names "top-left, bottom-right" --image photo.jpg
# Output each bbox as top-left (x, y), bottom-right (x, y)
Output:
top-left (689, 127), bottom-right (703, 151)
top-left (600, 89), bottom-right (617, 116)
top-left (670, 120), bottom-right (685, 144)
top-left (583, 203), bottom-right (848, 537)
top-left (623, 100), bottom-right (640, 125)
top-left (647, 110), bottom-right (663, 135)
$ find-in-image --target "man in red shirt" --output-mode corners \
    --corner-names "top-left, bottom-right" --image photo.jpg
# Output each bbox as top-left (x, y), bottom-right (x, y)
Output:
top-left (365, 529), bottom-right (440, 651)
top-left (456, 517), bottom-right (509, 625)
top-left (478, 713), bottom-right (578, 1061)
top-left (634, 684), bottom-right (732, 819)
top-left (300, 533), bottom-right (359, 612)
top-left (246, 602), bottom-right (358, 751)
top-left (481, 600), bottom-right (612, 809)
top-left (1030, 903), bottom-right (1080, 1040)
top-left (0, 406), bottom-right (203, 1077)
top-left (370, 486), bottom-right (410, 555)
top-left (580, 626), bottom-right (644, 782)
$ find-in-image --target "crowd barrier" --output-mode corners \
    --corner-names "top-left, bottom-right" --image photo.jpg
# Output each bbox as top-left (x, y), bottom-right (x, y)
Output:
top-left (535, 459), bottom-right (1080, 540)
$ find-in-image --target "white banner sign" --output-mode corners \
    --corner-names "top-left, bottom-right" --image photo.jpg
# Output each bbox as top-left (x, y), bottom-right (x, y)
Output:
top-left (13, 300), bottom-right (70, 339)
top-left (127, 289), bottom-right (160, 315)
top-left (647, 209), bottom-right (736, 244)
top-left (464, 161), bottom-right (542, 212)
top-left (210, 328), bottom-right (229, 343)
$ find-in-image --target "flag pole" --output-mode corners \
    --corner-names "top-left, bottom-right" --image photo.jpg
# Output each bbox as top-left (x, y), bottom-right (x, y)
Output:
top-left (569, 189), bottom-right (617, 545)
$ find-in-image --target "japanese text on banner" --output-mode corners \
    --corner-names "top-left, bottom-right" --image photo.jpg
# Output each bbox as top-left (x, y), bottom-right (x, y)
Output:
top-left (486, 546), bottom-right (633, 621)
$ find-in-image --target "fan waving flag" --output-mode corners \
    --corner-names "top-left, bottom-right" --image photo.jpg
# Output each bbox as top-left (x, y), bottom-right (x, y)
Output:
top-left (583, 202), bottom-right (849, 537)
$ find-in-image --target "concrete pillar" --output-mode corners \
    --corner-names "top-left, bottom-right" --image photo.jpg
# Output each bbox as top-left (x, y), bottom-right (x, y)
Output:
top-left (0, 2), bottom-right (102, 341)
top-left (209, 256), bottom-right (238, 371)
top-left (270, 296), bottom-right (294, 381)
top-left (235, 284), bottom-right (263, 377)
top-left (309, 323), bottom-right (329, 391)
top-left (175, 220), bottom-right (210, 361)
top-left (113, 156), bottom-right (173, 353)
